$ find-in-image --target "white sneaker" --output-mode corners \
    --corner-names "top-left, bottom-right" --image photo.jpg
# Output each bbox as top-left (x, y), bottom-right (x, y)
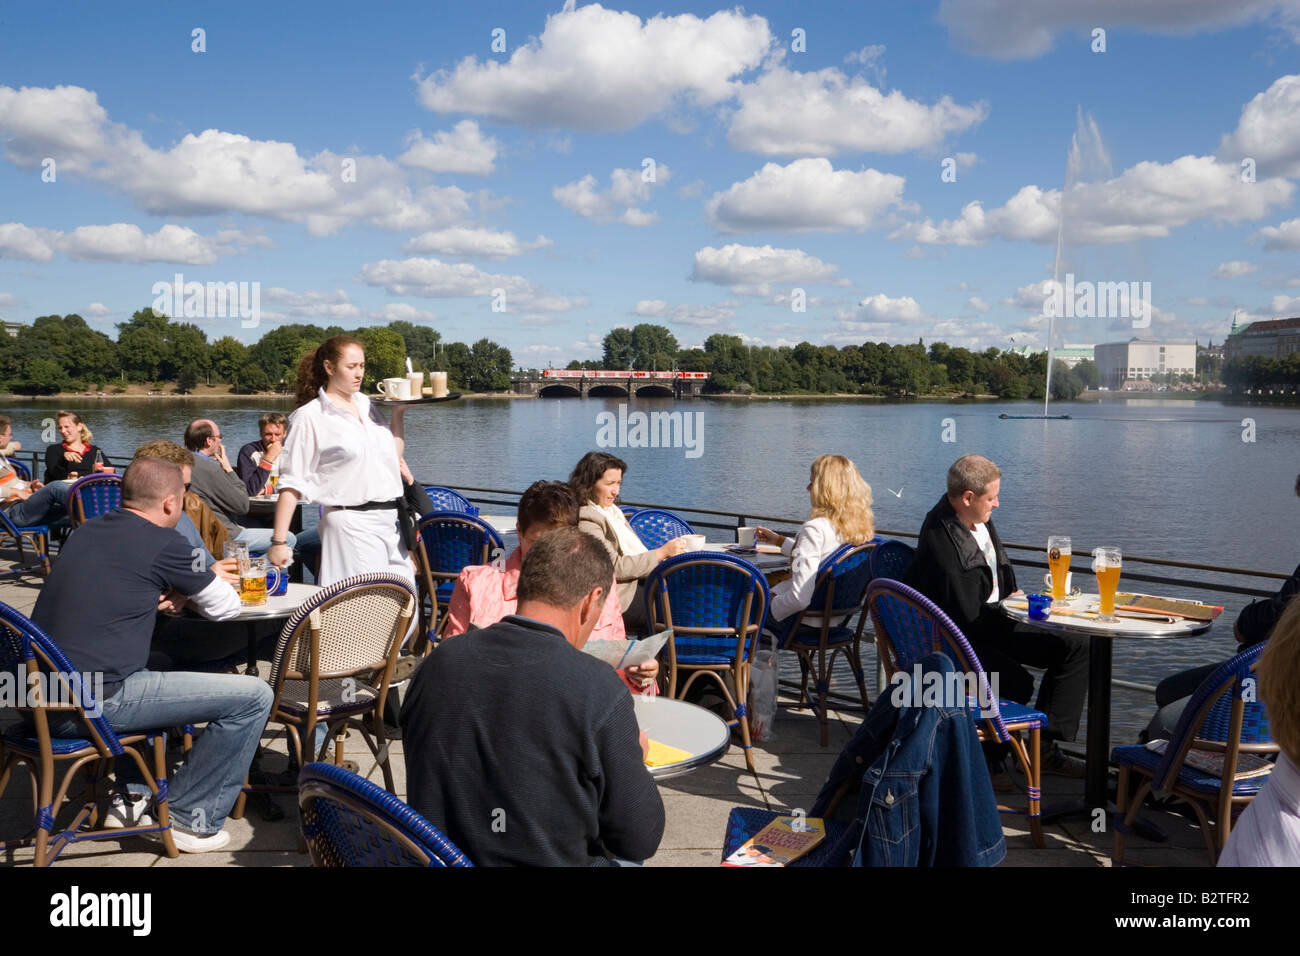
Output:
top-left (168, 827), bottom-right (232, 853)
top-left (101, 792), bottom-right (154, 829)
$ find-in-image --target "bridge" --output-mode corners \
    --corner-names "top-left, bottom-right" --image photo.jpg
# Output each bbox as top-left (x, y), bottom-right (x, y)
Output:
top-left (511, 370), bottom-right (710, 398)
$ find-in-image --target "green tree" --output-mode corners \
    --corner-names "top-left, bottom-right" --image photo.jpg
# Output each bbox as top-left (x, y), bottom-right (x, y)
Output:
top-left (1072, 358), bottom-right (1100, 389)
top-left (247, 323), bottom-right (328, 386)
top-left (162, 322), bottom-right (209, 382)
top-left (232, 361), bottom-right (271, 394)
top-left (441, 341), bottom-right (473, 391)
top-left (14, 357), bottom-right (66, 394)
top-left (387, 321), bottom-right (442, 371)
top-left (465, 338), bottom-right (513, 391)
top-left (116, 308), bottom-right (172, 382)
top-left (355, 326), bottom-right (405, 387)
top-left (209, 336), bottom-right (248, 384)
top-left (602, 327), bottom-right (636, 369)
top-left (629, 324), bottom-right (679, 371)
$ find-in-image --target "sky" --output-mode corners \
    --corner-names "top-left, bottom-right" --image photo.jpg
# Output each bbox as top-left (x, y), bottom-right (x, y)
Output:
top-left (2, 0), bottom-right (1299, 368)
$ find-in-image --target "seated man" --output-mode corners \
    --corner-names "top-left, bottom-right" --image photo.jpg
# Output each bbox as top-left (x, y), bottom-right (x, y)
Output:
top-left (32, 458), bottom-right (273, 852)
top-left (401, 526), bottom-right (664, 865)
top-left (0, 414), bottom-right (72, 527)
top-left (235, 412), bottom-right (287, 497)
top-left (1145, 473), bottom-right (1300, 742)
top-left (184, 418), bottom-right (295, 554)
top-left (444, 480), bottom-right (656, 693)
top-left (1220, 598), bottom-right (1300, 866)
top-left (903, 453), bottom-right (1089, 776)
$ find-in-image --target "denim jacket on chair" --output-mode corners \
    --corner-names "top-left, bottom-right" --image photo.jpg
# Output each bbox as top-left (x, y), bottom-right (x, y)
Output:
top-left (811, 650), bottom-right (1005, 867)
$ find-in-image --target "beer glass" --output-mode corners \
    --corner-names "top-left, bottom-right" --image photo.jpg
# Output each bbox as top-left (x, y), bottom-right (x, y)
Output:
top-left (1092, 547), bottom-right (1122, 622)
top-left (1047, 536), bottom-right (1072, 606)
top-left (240, 555), bottom-right (270, 606)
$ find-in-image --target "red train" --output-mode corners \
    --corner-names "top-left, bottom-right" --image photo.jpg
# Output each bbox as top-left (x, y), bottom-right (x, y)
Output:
top-left (541, 370), bottom-right (710, 379)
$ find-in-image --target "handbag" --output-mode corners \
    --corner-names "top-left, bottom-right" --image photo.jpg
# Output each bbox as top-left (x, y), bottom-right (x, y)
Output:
top-left (396, 479), bottom-right (434, 551)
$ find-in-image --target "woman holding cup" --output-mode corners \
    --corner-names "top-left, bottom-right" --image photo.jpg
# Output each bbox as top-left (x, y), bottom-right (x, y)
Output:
top-left (266, 335), bottom-right (414, 588)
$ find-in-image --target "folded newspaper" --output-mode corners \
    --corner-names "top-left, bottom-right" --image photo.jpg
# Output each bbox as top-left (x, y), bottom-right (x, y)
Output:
top-left (582, 628), bottom-right (671, 670)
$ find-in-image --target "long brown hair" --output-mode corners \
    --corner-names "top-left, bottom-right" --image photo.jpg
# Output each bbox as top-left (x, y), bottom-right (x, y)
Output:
top-left (568, 451), bottom-right (628, 507)
top-left (295, 335), bottom-right (364, 407)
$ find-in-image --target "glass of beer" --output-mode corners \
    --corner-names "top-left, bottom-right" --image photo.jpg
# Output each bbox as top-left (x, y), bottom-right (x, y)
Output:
top-left (1047, 536), bottom-right (1072, 606)
top-left (240, 555), bottom-right (269, 606)
top-left (1092, 547), bottom-right (1122, 622)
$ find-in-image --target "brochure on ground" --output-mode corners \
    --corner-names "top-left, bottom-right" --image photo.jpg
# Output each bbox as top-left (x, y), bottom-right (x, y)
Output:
top-left (722, 816), bottom-right (827, 866)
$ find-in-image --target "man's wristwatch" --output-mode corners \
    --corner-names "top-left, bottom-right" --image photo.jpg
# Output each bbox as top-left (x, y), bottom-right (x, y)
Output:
top-left (270, 539), bottom-right (288, 547)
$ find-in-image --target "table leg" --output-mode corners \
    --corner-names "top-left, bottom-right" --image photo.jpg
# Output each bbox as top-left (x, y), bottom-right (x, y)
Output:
top-left (1084, 635), bottom-right (1111, 812)
top-left (244, 622), bottom-right (259, 676)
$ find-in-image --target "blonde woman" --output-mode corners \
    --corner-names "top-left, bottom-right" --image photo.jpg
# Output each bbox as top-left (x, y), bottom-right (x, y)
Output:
top-left (43, 411), bottom-right (102, 483)
top-left (756, 454), bottom-right (875, 626)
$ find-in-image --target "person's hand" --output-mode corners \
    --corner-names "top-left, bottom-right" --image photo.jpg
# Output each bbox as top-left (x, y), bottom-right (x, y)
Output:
top-left (626, 659), bottom-right (659, 689)
top-left (63, 450), bottom-right (81, 462)
top-left (755, 527), bottom-right (783, 547)
top-left (67, 471), bottom-right (79, 480)
top-left (30, 480), bottom-right (43, 491)
top-left (638, 729), bottom-right (650, 759)
top-left (263, 439), bottom-right (282, 462)
top-left (399, 457), bottom-right (414, 485)
top-left (216, 443), bottom-right (234, 472)
top-left (267, 542), bottom-right (293, 568)
top-left (157, 589), bottom-right (187, 615)
top-left (655, 537), bottom-right (690, 561)
top-left (213, 557), bottom-right (240, 584)
top-left (9, 440), bottom-right (19, 451)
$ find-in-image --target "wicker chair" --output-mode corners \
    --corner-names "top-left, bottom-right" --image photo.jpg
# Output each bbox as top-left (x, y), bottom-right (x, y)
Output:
top-left (772, 542), bottom-right (877, 745)
top-left (866, 578), bottom-right (1046, 848)
top-left (867, 539), bottom-right (914, 582)
top-left (231, 573), bottom-right (417, 820)
top-left (0, 602), bottom-right (179, 864)
top-left (0, 507), bottom-right (51, 578)
top-left (1111, 642), bottom-right (1276, 865)
top-left (298, 762), bottom-right (472, 867)
top-left (422, 486), bottom-right (475, 514)
top-left (67, 473), bottom-right (122, 530)
top-left (412, 512), bottom-right (504, 649)
top-left (628, 508), bottom-right (695, 549)
top-left (643, 551), bottom-right (770, 772)
top-left (6, 458), bottom-right (32, 481)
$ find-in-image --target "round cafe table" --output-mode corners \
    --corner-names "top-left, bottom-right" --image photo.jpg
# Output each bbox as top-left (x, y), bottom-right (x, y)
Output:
top-left (632, 695), bottom-right (731, 780)
top-left (999, 592), bottom-right (1211, 818)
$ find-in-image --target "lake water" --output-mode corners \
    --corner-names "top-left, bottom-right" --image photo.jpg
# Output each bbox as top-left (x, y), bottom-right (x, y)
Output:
top-left (6, 394), bottom-right (1295, 744)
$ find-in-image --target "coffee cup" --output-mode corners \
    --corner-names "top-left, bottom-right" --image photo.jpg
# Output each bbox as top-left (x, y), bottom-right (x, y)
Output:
top-left (430, 370), bottom-right (449, 398)
top-left (376, 377), bottom-right (412, 401)
top-left (681, 534), bottom-right (707, 551)
top-left (736, 526), bottom-right (757, 548)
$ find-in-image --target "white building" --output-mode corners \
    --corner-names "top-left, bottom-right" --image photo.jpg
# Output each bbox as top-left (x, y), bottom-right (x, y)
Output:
top-left (1093, 338), bottom-right (1196, 389)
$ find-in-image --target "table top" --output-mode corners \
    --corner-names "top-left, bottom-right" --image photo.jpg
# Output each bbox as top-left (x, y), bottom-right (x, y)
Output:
top-left (699, 542), bottom-right (789, 572)
top-left (999, 592), bottom-right (1213, 639)
top-left (234, 583), bottom-right (323, 620)
top-left (632, 695), bottom-right (731, 780)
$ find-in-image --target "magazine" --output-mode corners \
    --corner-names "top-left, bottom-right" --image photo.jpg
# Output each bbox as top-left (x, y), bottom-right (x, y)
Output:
top-left (582, 628), bottom-right (671, 669)
top-left (722, 816), bottom-right (826, 867)
top-left (1145, 740), bottom-right (1274, 780)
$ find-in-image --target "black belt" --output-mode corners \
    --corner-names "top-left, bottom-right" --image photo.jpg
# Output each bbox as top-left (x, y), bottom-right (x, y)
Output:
top-left (333, 500), bottom-right (399, 512)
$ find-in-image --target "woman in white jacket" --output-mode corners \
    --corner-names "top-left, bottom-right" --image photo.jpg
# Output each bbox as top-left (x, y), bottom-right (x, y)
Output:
top-left (757, 454), bottom-right (875, 630)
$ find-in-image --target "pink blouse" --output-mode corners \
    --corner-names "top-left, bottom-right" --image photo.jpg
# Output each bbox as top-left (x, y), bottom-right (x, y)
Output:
top-left (444, 548), bottom-right (656, 695)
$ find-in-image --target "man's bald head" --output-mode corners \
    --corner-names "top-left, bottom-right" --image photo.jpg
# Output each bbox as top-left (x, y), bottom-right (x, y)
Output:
top-left (184, 419), bottom-right (219, 453)
top-left (121, 458), bottom-right (186, 526)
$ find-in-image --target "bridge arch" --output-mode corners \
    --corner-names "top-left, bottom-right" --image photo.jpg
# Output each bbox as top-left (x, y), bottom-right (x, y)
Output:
top-left (587, 384), bottom-right (630, 398)
top-left (633, 384), bottom-right (674, 398)
top-left (537, 384), bottom-right (582, 398)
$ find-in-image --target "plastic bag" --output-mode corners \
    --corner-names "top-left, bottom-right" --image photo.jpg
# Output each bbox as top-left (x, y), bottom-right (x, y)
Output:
top-left (748, 634), bottom-right (778, 742)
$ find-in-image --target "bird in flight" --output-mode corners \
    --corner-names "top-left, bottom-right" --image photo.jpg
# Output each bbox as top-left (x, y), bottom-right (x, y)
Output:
top-left (887, 487), bottom-right (903, 498)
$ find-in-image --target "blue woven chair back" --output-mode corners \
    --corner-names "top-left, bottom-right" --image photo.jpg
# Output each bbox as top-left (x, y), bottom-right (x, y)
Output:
top-left (1155, 642), bottom-right (1272, 786)
top-left (865, 578), bottom-right (1009, 739)
top-left (867, 539), bottom-right (915, 582)
top-left (68, 473), bottom-right (122, 526)
top-left (7, 458), bottom-right (31, 481)
top-left (416, 513), bottom-right (504, 576)
top-left (0, 601), bottom-right (121, 755)
top-left (644, 552), bottom-right (769, 661)
top-left (422, 486), bottom-right (475, 514)
top-left (806, 540), bottom-right (879, 616)
top-left (619, 504), bottom-right (639, 517)
top-left (628, 508), bottom-right (695, 549)
top-left (298, 762), bottom-right (472, 867)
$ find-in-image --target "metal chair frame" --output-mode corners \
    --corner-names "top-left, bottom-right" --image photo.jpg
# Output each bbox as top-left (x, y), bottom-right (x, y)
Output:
top-left (412, 512), bottom-right (504, 652)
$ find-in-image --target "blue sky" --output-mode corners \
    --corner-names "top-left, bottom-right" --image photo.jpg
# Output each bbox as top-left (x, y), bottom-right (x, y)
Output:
top-left (2, 0), bottom-right (1299, 367)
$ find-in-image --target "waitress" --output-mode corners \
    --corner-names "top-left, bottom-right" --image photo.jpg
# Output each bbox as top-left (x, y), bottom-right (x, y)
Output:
top-left (266, 335), bottom-right (413, 587)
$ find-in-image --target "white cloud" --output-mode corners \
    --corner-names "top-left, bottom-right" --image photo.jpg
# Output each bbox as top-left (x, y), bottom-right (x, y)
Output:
top-left (1252, 216), bottom-right (1300, 250)
top-left (403, 227), bottom-right (552, 258)
top-left (704, 158), bottom-right (908, 233)
top-left (852, 294), bottom-right (926, 322)
top-left (691, 244), bottom-right (845, 295)
top-left (631, 298), bottom-right (737, 327)
top-left (0, 222), bottom-right (58, 260)
top-left (60, 223), bottom-right (265, 264)
top-left (954, 151), bottom-right (979, 169)
top-left (676, 179), bottom-right (706, 199)
top-left (414, 5), bottom-right (772, 131)
top-left (84, 302), bottom-right (110, 316)
top-left (937, 0), bottom-right (1295, 60)
top-left (1213, 260), bottom-right (1259, 279)
top-left (370, 302), bottom-right (438, 324)
top-left (554, 165), bottom-right (671, 225)
top-left (894, 156), bottom-right (1293, 246)
top-left (843, 44), bottom-right (886, 85)
top-left (398, 120), bottom-right (500, 175)
top-left (967, 296), bottom-right (991, 312)
top-left (262, 287), bottom-right (362, 319)
top-left (1219, 74), bottom-right (1300, 178)
top-left (727, 65), bottom-right (987, 156)
top-left (356, 256), bottom-right (585, 314)
top-left (1002, 282), bottom-right (1049, 311)
top-left (0, 85), bottom-right (475, 236)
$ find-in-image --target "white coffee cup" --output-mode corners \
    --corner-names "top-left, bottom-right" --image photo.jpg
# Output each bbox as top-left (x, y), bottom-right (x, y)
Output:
top-left (406, 371), bottom-right (424, 396)
top-left (682, 534), bottom-right (707, 550)
top-left (736, 526), bottom-right (757, 548)
top-left (377, 377), bottom-right (412, 401)
top-left (430, 370), bottom-right (449, 398)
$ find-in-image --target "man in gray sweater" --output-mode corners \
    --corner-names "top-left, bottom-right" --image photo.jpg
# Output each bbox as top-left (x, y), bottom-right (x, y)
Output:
top-left (401, 526), bottom-right (665, 865)
top-left (183, 419), bottom-right (294, 554)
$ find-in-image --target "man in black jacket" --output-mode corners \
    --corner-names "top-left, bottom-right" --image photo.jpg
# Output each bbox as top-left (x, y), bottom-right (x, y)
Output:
top-left (904, 454), bottom-right (1088, 774)
top-left (400, 526), bottom-right (664, 865)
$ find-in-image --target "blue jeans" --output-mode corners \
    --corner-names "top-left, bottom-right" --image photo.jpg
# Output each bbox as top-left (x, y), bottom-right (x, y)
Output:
top-left (62, 669), bottom-right (273, 835)
top-left (235, 526), bottom-right (296, 553)
top-left (5, 481), bottom-right (70, 527)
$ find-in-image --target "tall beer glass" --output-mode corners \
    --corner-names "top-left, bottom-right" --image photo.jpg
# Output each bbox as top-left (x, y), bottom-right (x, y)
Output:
top-left (1047, 536), bottom-right (1072, 607)
top-left (1092, 547), bottom-right (1122, 622)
